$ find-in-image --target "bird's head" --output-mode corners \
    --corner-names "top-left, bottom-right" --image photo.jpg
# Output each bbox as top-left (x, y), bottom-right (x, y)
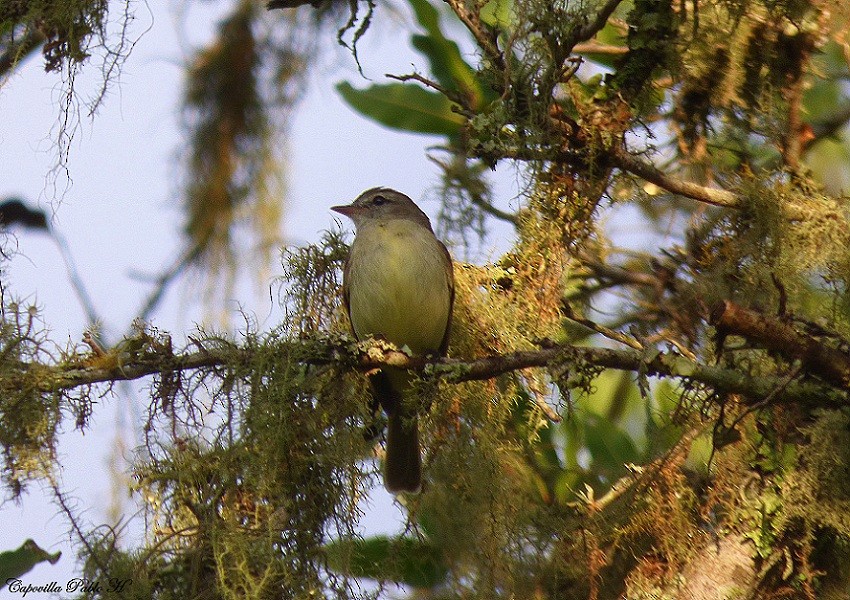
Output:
top-left (331, 188), bottom-right (432, 231)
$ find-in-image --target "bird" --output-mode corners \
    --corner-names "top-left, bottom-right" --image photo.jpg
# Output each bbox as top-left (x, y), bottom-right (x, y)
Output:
top-left (332, 188), bottom-right (454, 493)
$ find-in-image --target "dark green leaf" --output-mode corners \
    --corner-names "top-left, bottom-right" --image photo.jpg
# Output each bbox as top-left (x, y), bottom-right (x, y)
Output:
top-left (583, 414), bottom-right (641, 473)
top-left (0, 540), bottom-right (61, 582)
top-left (406, 0), bottom-right (487, 106)
top-left (336, 81), bottom-right (465, 139)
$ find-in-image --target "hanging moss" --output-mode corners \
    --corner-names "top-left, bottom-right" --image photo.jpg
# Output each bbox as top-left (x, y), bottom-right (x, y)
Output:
top-left (0, 0), bottom-right (109, 71)
top-left (0, 300), bottom-right (77, 497)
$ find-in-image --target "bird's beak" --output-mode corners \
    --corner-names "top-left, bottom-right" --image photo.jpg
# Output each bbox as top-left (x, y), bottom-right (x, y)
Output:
top-left (330, 204), bottom-right (362, 218)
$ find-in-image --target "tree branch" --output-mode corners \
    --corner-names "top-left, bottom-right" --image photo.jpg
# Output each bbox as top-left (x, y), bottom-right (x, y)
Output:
top-left (711, 300), bottom-right (850, 388)
top-left (0, 29), bottom-right (45, 77)
top-left (570, 0), bottom-right (627, 47)
top-left (572, 42), bottom-right (629, 56)
top-left (129, 245), bottom-right (202, 325)
top-left (442, 0), bottom-right (505, 75)
top-left (19, 335), bottom-right (842, 408)
top-left (468, 193), bottom-right (519, 225)
top-left (609, 148), bottom-right (741, 209)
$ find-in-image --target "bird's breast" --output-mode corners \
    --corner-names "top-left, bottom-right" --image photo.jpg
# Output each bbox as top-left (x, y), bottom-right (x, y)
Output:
top-left (347, 220), bottom-right (451, 355)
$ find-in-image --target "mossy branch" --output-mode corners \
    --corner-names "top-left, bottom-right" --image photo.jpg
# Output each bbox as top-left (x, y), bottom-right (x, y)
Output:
top-left (568, 0), bottom-right (627, 48)
top-left (711, 300), bottom-right (850, 387)
top-left (0, 29), bottom-right (45, 76)
top-left (17, 335), bottom-right (842, 408)
top-left (609, 148), bottom-right (741, 208)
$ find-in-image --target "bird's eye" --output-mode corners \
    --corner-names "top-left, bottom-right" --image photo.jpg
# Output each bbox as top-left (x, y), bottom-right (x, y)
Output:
top-left (373, 195), bottom-right (387, 206)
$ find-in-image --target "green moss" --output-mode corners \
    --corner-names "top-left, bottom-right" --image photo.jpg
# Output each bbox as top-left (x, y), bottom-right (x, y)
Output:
top-left (0, 301), bottom-right (70, 496)
top-left (782, 409), bottom-right (850, 536)
top-left (0, 0), bottom-right (109, 71)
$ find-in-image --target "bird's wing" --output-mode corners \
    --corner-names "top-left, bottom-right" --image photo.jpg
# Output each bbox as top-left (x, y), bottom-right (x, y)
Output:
top-left (438, 240), bottom-right (455, 357)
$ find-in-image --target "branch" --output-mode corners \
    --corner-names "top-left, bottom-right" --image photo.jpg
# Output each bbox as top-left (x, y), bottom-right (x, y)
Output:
top-left (20, 336), bottom-right (842, 408)
top-left (609, 148), bottom-right (741, 209)
top-left (0, 29), bottom-right (45, 77)
top-left (468, 193), bottom-right (519, 225)
top-left (783, 73), bottom-right (804, 173)
top-left (129, 245), bottom-right (202, 325)
top-left (426, 154), bottom-right (520, 226)
top-left (570, 0), bottom-right (627, 47)
top-left (579, 252), bottom-right (663, 290)
top-left (442, 0), bottom-right (505, 74)
top-left (609, 148), bottom-right (815, 222)
top-left (51, 231), bottom-right (101, 328)
top-left (711, 300), bottom-right (850, 388)
top-left (386, 72), bottom-right (474, 117)
top-left (572, 42), bottom-right (629, 56)
top-left (561, 303), bottom-right (644, 350)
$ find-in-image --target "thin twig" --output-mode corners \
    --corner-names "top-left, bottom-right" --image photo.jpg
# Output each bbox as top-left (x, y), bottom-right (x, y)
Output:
top-left (577, 425), bottom-right (703, 512)
top-left (580, 253), bottom-right (662, 289)
top-left (386, 72), bottom-right (473, 116)
top-left (562, 303), bottom-right (644, 350)
top-left (47, 470), bottom-right (108, 574)
top-left (442, 0), bottom-right (504, 73)
top-left (468, 193), bottom-right (519, 225)
top-left (130, 245), bottom-right (202, 325)
top-left (427, 154), bottom-right (520, 225)
top-left (51, 231), bottom-right (101, 328)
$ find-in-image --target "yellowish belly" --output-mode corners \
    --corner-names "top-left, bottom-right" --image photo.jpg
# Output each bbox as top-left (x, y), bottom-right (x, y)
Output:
top-left (348, 221), bottom-right (451, 355)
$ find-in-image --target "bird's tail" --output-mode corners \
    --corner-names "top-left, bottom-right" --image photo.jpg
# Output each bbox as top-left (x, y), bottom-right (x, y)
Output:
top-left (370, 370), bottom-right (422, 493)
top-left (385, 412), bottom-right (421, 493)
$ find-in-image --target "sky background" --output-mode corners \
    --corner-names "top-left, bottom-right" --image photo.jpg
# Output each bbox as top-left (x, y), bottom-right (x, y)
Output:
top-left (0, 0), bottom-right (654, 592)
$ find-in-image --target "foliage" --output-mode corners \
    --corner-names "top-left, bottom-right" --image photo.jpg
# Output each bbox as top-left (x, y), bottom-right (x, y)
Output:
top-left (0, 299), bottom-right (72, 496)
top-left (5, 0), bottom-right (850, 598)
top-left (0, 0), bottom-right (110, 72)
top-left (0, 539), bottom-right (61, 583)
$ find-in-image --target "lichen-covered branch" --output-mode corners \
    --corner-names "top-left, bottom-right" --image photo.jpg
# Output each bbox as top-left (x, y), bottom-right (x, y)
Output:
top-left (609, 147), bottom-right (742, 208)
top-left (711, 300), bottom-right (850, 388)
top-left (0, 28), bottom-right (45, 76)
top-left (18, 335), bottom-right (841, 408)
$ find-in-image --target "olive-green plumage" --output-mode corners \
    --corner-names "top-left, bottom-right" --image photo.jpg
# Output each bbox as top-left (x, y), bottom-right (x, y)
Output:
top-left (332, 188), bottom-right (454, 493)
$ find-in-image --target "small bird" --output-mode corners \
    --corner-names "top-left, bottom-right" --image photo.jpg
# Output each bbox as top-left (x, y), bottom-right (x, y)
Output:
top-left (332, 188), bottom-right (454, 493)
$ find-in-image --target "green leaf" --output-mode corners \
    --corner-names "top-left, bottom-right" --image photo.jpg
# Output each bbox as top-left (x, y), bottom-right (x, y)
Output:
top-left (407, 0), bottom-right (441, 41)
top-left (336, 81), bottom-right (465, 139)
top-left (479, 0), bottom-right (513, 29)
top-left (0, 540), bottom-right (61, 582)
top-left (406, 0), bottom-right (489, 107)
top-left (325, 535), bottom-right (447, 589)
top-left (576, 15), bottom-right (628, 69)
top-left (583, 414), bottom-right (641, 473)
top-left (410, 36), bottom-right (472, 95)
